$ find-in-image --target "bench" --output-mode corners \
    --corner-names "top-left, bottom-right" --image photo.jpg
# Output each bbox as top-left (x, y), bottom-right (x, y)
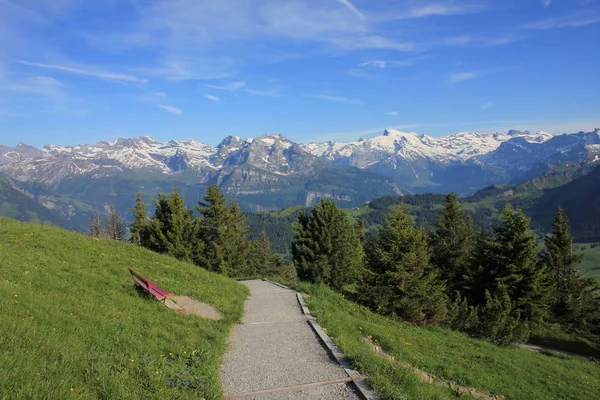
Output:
top-left (128, 268), bottom-right (171, 301)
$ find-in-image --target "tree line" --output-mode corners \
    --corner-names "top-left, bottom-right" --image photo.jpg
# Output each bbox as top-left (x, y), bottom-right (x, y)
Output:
top-left (103, 185), bottom-right (293, 279)
top-left (291, 194), bottom-right (600, 345)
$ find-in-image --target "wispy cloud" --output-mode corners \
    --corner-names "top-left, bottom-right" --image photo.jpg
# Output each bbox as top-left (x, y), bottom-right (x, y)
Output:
top-left (542, 0), bottom-right (552, 7)
top-left (204, 81), bottom-right (245, 91)
top-left (359, 60), bottom-right (414, 69)
top-left (386, 111), bottom-right (399, 116)
top-left (244, 88), bottom-right (282, 98)
top-left (480, 102), bottom-right (493, 110)
top-left (159, 105), bottom-right (182, 115)
top-left (203, 93), bottom-right (220, 103)
top-left (4, 75), bottom-right (68, 101)
top-left (19, 61), bottom-right (148, 83)
top-left (449, 72), bottom-right (479, 83)
top-left (336, 0), bottom-right (365, 20)
top-left (379, 4), bottom-right (487, 21)
top-left (308, 94), bottom-right (364, 105)
top-left (524, 14), bottom-right (600, 29)
top-left (444, 34), bottom-right (524, 47)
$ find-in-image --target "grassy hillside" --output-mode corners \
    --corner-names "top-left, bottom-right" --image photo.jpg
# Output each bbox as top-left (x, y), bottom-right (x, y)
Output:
top-left (0, 218), bottom-right (248, 399)
top-left (577, 244), bottom-right (600, 281)
top-left (295, 283), bottom-right (600, 400)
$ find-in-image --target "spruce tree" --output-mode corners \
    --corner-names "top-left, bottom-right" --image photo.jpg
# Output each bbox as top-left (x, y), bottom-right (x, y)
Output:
top-left (196, 185), bottom-right (249, 277)
top-left (247, 230), bottom-right (283, 277)
top-left (147, 187), bottom-right (195, 262)
top-left (543, 206), bottom-right (600, 328)
top-left (291, 199), bottom-right (363, 290)
top-left (130, 192), bottom-right (149, 246)
top-left (470, 205), bottom-right (548, 331)
top-left (362, 204), bottom-right (448, 324)
top-left (429, 193), bottom-right (474, 293)
top-left (105, 204), bottom-right (126, 241)
top-left (88, 212), bottom-right (103, 239)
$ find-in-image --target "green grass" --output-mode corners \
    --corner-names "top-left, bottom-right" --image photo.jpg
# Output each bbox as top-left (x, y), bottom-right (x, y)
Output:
top-left (530, 323), bottom-right (600, 359)
top-left (293, 283), bottom-right (600, 400)
top-left (576, 244), bottom-right (600, 281)
top-left (0, 218), bottom-right (248, 399)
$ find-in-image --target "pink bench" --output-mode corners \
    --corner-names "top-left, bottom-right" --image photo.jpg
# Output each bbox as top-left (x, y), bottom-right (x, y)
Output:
top-left (128, 268), bottom-right (171, 300)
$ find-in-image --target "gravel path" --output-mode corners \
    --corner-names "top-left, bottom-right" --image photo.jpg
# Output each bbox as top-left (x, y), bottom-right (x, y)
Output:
top-left (220, 280), bottom-right (362, 399)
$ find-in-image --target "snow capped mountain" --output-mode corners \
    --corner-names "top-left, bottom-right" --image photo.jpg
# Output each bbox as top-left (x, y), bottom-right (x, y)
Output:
top-left (1, 128), bottom-right (598, 200)
top-left (301, 128), bottom-right (554, 164)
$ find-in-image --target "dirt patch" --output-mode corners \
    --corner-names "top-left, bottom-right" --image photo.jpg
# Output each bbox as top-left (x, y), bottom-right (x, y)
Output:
top-left (362, 337), bottom-right (506, 400)
top-left (164, 296), bottom-right (222, 320)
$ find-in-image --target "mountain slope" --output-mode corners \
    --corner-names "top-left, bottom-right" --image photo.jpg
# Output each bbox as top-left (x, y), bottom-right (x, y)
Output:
top-left (0, 173), bottom-right (64, 225)
top-left (2, 128), bottom-right (600, 225)
top-left (0, 218), bottom-right (247, 399)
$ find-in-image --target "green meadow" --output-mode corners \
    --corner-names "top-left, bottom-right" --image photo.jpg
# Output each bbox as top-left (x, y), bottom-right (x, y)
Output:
top-left (0, 218), bottom-right (248, 399)
top-left (294, 283), bottom-right (600, 400)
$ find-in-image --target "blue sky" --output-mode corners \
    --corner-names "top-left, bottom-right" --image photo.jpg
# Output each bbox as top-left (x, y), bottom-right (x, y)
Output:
top-left (1, 0), bottom-right (599, 148)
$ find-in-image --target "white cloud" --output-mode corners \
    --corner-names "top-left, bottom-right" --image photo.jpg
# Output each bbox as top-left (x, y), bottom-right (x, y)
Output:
top-left (244, 88), bottom-right (282, 98)
top-left (378, 4), bottom-right (487, 21)
top-left (203, 93), bottom-right (220, 103)
top-left (359, 60), bottom-right (414, 69)
top-left (480, 102), bottom-right (493, 110)
top-left (204, 81), bottom-right (245, 91)
top-left (386, 111), bottom-right (399, 116)
top-left (524, 15), bottom-right (600, 30)
top-left (444, 34), bottom-right (524, 47)
top-left (19, 61), bottom-right (148, 83)
top-left (159, 105), bottom-right (182, 115)
top-left (449, 72), bottom-right (479, 83)
top-left (336, 0), bottom-right (365, 20)
top-left (308, 94), bottom-right (364, 105)
top-left (542, 0), bottom-right (552, 7)
top-left (4, 75), bottom-right (68, 100)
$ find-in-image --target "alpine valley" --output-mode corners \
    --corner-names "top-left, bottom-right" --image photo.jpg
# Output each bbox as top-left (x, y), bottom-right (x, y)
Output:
top-left (1, 127), bottom-right (599, 231)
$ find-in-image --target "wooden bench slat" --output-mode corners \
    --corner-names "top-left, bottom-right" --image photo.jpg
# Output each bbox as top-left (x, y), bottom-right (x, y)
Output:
top-left (129, 268), bottom-right (171, 300)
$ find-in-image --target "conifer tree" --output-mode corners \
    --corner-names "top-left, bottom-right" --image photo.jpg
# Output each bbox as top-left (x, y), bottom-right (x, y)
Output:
top-left (543, 206), bottom-right (600, 327)
top-left (362, 204), bottom-right (448, 324)
top-left (147, 187), bottom-right (195, 262)
top-left (429, 193), bottom-right (474, 293)
top-left (196, 185), bottom-right (249, 277)
top-left (130, 192), bottom-right (149, 246)
top-left (471, 205), bottom-right (548, 325)
top-left (247, 230), bottom-right (283, 277)
top-left (88, 212), bottom-right (103, 239)
top-left (105, 204), bottom-right (126, 241)
top-left (291, 199), bottom-right (363, 290)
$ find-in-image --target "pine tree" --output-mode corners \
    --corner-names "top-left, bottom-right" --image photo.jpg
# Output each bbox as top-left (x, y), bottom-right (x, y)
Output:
top-left (291, 199), bottom-right (363, 290)
top-left (88, 212), bottom-right (103, 239)
top-left (362, 204), bottom-right (448, 324)
top-left (475, 285), bottom-right (530, 346)
top-left (470, 205), bottom-right (549, 329)
top-left (147, 187), bottom-right (195, 262)
top-left (129, 192), bottom-right (149, 246)
top-left (429, 193), bottom-right (474, 293)
top-left (196, 185), bottom-right (249, 277)
top-left (105, 204), bottom-right (126, 241)
top-left (247, 230), bottom-right (283, 277)
top-left (543, 206), bottom-right (600, 328)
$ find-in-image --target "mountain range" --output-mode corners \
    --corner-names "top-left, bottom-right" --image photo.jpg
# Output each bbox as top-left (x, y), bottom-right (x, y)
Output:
top-left (1, 127), bottom-right (599, 230)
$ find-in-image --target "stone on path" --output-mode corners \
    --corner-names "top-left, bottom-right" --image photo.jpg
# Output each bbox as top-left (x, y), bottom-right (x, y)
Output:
top-left (220, 280), bottom-right (362, 399)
